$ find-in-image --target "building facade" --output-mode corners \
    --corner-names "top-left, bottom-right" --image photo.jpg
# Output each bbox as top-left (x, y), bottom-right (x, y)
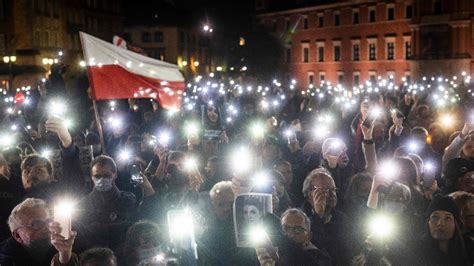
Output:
top-left (0, 0), bottom-right (123, 88)
top-left (257, 0), bottom-right (474, 87)
top-left (123, 24), bottom-right (213, 77)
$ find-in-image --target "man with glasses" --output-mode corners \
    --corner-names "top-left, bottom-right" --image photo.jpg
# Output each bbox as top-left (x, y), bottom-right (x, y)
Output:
top-left (301, 168), bottom-right (354, 265)
top-left (21, 116), bottom-right (86, 202)
top-left (0, 198), bottom-right (77, 265)
top-left (256, 208), bottom-right (331, 265)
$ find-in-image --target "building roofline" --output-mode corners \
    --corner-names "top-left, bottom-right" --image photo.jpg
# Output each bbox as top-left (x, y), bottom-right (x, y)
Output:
top-left (256, 1), bottom-right (382, 18)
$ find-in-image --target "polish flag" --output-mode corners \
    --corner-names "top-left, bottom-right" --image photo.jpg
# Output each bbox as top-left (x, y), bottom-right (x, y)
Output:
top-left (80, 32), bottom-right (185, 110)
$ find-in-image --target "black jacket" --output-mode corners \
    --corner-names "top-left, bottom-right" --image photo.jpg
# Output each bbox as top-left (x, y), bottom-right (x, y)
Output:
top-left (0, 237), bottom-right (56, 266)
top-left (302, 201), bottom-right (354, 266)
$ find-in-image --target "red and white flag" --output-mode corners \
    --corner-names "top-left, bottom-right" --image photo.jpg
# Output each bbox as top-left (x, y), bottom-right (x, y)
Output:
top-left (80, 32), bottom-right (185, 110)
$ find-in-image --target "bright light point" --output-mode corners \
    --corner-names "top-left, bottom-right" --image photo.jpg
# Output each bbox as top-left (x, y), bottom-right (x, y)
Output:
top-left (252, 171), bottom-right (269, 188)
top-left (408, 140), bottom-right (421, 153)
top-left (118, 149), bottom-right (132, 161)
top-left (249, 225), bottom-right (268, 245)
top-left (158, 132), bottom-right (170, 146)
top-left (10, 125), bottom-right (17, 131)
top-left (168, 210), bottom-right (194, 240)
top-left (153, 254), bottom-right (165, 262)
top-left (230, 146), bottom-right (253, 174)
top-left (108, 117), bottom-right (122, 129)
top-left (369, 214), bottom-right (394, 239)
top-left (64, 119), bottom-right (73, 128)
top-left (49, 101), bottom-right (67, 116)
top-left (370, 107), bottom-right (383, 119)
top-left (6, 107), bottom-right (12, 113)
top-left (185, 121), bottom-right (200, 136)
top-left (79, 60), bottom-right (86, 67)
top-left (250, 122), bottom-right (265, 139)
top-left (109, 101), bottom-right (116, 107)
top-left (41, 149), bottom-right (52, 158)
top-left (183, 157), bottom-right (198, 172)
top-left (378, 160), bottom-right (399, 180)
top-left (440, 114), bottom-right (455, 127)
top-left (54, 201), bottom-right (75, 217)
top-left (424, 161), bottom-right (435, 172)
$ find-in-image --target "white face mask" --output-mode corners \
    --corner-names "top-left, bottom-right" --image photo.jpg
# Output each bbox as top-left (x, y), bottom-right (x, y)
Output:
top-left (325, 155), bottom-right (340, 169)
top-left (94, 177), bottom-right (114, 192)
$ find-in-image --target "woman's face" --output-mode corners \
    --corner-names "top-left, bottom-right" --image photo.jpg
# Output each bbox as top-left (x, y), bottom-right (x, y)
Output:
top-left (207, 106), bottom-right (219, 123)
top-left (243, 204), bottom-right (261, 223)
top-left (429, 210), bottom-right (455, 241)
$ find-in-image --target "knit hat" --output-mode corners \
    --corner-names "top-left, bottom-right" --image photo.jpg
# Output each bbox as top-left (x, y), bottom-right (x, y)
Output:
top-left (426, 195), bottom-right (462, 225)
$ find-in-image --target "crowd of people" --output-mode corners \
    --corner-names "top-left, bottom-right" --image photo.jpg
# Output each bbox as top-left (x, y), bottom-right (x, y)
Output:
top-left (0, 65), bottom-right (472, 266)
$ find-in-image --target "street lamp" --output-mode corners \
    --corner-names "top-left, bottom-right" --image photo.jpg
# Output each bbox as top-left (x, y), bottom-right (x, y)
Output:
top-left (3, 55), bottom-right (16, 91)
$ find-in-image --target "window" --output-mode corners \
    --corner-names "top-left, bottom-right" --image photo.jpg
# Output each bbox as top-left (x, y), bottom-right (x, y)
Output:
top-left (405, 72), bottom-right (411, 82)
top-left (0, 0), bottom-right (6, 20)
top-left (387, 6), bottom-right (395, 20)
top-left (334, 12), bottom-right (340, 26)
top-left (334, 45), bottom-right (341, 61)
top-left (302, 46), bottom-right (309, 63)
top-left (387, 42), bottom-right (395, 60)
top-left (353, 11), bottom-right (359, 24)
top-left (406, 5), bottom-right (413, 18)
top-left (434, 0), bottom-right (441, 14)
top-left (319, 72), bottom-right (325, 82)
top-left (353, 73), bottom-right (360, 86)
top-left (353, 44), bottom-right (360, 61)
top-left (318, 14), bottom-right (324, 27)
top-left (303, 18), bottom-right (308, 29)
top-left (318, 46), bottom-right (324, 62)
top-left (154, 31), bottom-right (163, 42)
top-left (369, 8), bottom-right (376, 22)
top-left (142, 32), bottom-right (151, 42)
top-left (369, 72), bottom-right (377, 83)
top-left (369, 43), bottom-right (377, 60)
top-left (338, 72), bottom-right (344, 84)
top-left (308, 72), bottom-right (314, 85)
top-left (0, 33), bottom-right (5, 54)
top-left (286, 48), bottom-right (291, 62)
top-left (405, 40), bottom-right (412, 59)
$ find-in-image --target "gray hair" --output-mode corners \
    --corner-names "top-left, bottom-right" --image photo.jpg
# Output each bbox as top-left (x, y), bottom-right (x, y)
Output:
top-left (281, 208), bottom-right (311, 231)
top-left (302, 167), bottom-right (333, 199)
top-left (8, 198), bottom-right (49, 232)
top-left (210, 181), bottom-right (234, 201)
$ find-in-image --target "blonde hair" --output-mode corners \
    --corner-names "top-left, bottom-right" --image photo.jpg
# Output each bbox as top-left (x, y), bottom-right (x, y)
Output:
top-left (8, 198), bottom-right (48, 232)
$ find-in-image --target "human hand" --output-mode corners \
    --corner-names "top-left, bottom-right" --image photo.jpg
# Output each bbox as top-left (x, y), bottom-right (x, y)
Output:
top-left (311, 189), bottom-right (328, 218)
top-left (49, 222), bottom-right (76, 264)
top-left (219, 131), bottom-right (229, 144)
top-left (45, 116), bottom-right (72, 148)
top-left (361, 119), bottom-right (375, 140)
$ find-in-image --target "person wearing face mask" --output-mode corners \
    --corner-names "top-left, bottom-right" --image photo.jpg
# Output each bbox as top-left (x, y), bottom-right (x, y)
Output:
top-left (0, 198), bottom-right (78, 266)
top-left (79, 155), bottom-right (137, 249)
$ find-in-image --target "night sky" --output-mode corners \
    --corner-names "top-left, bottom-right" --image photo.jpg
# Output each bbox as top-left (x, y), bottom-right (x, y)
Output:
top-left (123, 0), bottom-right (256, 37)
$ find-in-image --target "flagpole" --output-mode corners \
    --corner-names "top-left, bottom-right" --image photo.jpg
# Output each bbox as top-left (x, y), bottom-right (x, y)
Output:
top-left (92, 99), bottom-right (107, 154)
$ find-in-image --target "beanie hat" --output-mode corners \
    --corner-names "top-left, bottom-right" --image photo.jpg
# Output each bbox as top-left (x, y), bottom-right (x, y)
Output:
top-left (426, 195), bottom-right (462, 225)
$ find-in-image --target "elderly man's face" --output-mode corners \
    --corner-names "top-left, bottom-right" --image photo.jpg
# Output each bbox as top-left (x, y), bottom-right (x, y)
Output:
top-left (22, 162), bottom-right (52, 190)
top-left (12, 206), bottom-right (50, 246)
top-left (282, 213), bottom-right (310, 246)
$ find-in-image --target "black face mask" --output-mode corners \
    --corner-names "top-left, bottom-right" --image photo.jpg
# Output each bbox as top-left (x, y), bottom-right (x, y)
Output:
top-left (25, 237), bottom-right (52, 262)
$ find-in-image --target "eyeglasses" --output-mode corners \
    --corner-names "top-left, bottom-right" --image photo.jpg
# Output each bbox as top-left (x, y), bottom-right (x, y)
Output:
top-left (310, 186), bottom-right (337, 193)
top-left (15, 218), bottom-right (52, 232)
top-left (282, 224), bottom-right (308, 234)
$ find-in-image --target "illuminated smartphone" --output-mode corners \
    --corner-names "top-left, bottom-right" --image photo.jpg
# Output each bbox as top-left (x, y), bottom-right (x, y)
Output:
top-left (54, 206), bottom-right (71, 239)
